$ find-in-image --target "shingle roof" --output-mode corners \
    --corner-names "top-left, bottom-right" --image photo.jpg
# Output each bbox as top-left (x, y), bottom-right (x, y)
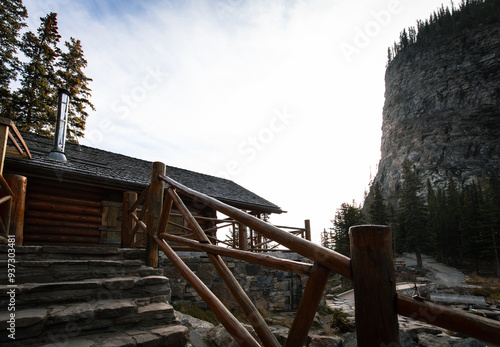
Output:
top-left (4, 132), bottom-right (283, 214)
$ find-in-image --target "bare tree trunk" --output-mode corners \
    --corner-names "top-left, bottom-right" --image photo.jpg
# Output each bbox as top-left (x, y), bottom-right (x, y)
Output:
top-left (415, 245), bottom-right (423, 268)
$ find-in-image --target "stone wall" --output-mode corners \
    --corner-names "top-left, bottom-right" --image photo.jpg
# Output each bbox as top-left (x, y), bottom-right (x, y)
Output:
top-left (160, 252), bottom-right (309, 312)
top-left (373, 22), bottom-right (500, 205)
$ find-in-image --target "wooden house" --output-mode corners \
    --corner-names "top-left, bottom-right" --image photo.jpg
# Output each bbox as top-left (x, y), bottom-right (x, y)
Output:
top-left (2, 130), bottom-right (283, 246)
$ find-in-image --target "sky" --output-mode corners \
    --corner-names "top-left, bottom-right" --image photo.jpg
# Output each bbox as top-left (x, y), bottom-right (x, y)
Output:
top-left (24, 0), bottom-right (447, 244)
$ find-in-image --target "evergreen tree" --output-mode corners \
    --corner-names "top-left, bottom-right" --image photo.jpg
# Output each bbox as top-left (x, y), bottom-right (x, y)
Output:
top-left (321, 228), bottom-right (333, 250)
top-left (460, 181), bottom-right (483, 271)
top-left (369, 181), bottom-right (388, 225)
top-left (426, 181), bottom-right (442, 261)
top-left (56, 37), bottom-right (94, 141)
top-left (15, 12), bottom-right (60, 136)
top-left (480, 174), bottom-right (500, 275)
top-left (443, 175), bottom-right (462, 265)
top-left (332, 201), bottom-right (363, 257)
top-left (0, 0), bottom-right (27, 118)
top-left (396, 160), bottom-right (430, 267)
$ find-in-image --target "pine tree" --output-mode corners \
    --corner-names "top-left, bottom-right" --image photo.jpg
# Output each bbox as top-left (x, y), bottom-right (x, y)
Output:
top-left (0, 0), bottom-right (27, 118)
top-left (396, 160), bottom-right (430, 267)
top-left (481, 174), bottom-right (500, 275)
top-left (321, 228), bottom-right (333, 250)
top-left (426, 181), bottom-right (442, 261)
top-left (56, 37), bottom-right (94, 141)
top-left (332, 201), bottom-right (363, 257)
top-left (443, 175), bottom-right (462, 265)
top-left (15, 12), bottom-right (60, 136)
top-left (369, 181), bottom-right (388, 225)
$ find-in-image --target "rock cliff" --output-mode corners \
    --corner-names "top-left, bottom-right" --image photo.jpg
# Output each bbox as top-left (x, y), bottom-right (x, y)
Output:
top-left (373, 22), bottom-right (500, 205)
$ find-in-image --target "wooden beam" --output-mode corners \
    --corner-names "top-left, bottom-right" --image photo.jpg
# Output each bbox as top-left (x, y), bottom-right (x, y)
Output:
top-left (304, 219), bottom-right (311, 241)
top-left (350, 225), bottom-right (399, 346)
top-left (167, 186), bottom-right (279, 346)
top-left (397, 294), bottom-right (500, 345)
top-left (285, 263), bottom-right (331, 347)
top-left (161, 233), bottom-right (312, 276)
top-left (239, 223), bottom-right (248, 251)
top-left (145, 162), bottom-right (165, 267)
top-left (0, 125), bottom-right (9, 175)
top-left (5, 175), bottom-right (26, 246)
top-left (160, 174), bottom-right (351, 277)
top-left (5, 119), bottom-right (31, 159)
top-left (154, 234), bottom-right (260, 347)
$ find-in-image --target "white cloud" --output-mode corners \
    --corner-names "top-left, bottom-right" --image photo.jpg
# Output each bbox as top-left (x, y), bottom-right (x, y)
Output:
top-left (24, 0), bottom-right (447, 243)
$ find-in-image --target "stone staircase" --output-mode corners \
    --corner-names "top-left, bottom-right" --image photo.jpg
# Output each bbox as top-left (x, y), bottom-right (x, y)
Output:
top-left (0, 245), bottom-right (189, 346)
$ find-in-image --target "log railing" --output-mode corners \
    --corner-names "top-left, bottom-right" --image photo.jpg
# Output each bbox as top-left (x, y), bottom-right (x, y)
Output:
top-left (0, 118), bottom-right (30, 245)
top-left (129, 162), bottom-right (500, 346)
top-left (121, 183), bottom-right (310, 252)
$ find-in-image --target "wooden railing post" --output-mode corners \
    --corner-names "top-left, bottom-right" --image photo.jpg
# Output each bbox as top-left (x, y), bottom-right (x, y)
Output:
top-left (4, 174), bottom-right (26, 246)
top-left (238, 223), bottom-right (248, 251)
top-left (145, 162), bottom-right (165, 267)
top-left (285, 263), bottom-right (331, 347)
top-left (121, 191), bottom-right (137, 247)
top-left (350, 225), bottom-right (399, 346)
top-left (304, 219), bottom-right (311, 241)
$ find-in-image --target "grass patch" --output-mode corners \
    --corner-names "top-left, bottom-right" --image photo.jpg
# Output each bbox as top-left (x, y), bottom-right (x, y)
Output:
top-left (465, 274), bottom-right (500, 301)
top-left (330, 308), bottom-right (355, 334)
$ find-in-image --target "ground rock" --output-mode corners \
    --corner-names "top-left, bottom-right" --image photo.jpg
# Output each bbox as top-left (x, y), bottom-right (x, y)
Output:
top-left (341, 330), bottom-right (416, 347)
top-left (306, 334), bottom-right (343, 347)
top-left (448, 338), bottom-right (486, 347)
top-left (417, 332), bottom-right (452, 347)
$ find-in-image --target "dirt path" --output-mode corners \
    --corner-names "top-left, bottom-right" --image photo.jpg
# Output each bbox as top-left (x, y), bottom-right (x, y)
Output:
top-left (396, 253), bottom-right (466, 287)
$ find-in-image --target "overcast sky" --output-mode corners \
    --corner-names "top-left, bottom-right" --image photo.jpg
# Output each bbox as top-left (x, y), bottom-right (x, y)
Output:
top-left (24, 0), bottom-right (447, 243)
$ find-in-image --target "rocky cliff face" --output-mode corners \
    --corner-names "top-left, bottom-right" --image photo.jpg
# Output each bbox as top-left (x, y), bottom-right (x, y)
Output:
top-left (373, 23), bottom-right (500, 205)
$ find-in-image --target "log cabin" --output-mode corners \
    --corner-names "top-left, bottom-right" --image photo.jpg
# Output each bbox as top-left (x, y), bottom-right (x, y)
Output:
top-left (2, 130), bottom-right (283, 247)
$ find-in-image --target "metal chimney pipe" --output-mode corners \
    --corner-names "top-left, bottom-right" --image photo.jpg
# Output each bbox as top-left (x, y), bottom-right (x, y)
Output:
top-left (48, 89), bottom-right (71, 162)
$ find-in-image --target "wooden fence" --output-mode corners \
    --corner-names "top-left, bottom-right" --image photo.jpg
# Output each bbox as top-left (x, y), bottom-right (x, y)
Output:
top-left (0, 118), bottom-right (30, 246)
top-left (126, 162), bottom-right (500, 346)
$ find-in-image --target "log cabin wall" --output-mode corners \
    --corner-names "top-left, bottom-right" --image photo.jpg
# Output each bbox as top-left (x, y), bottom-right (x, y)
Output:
top-left (21, 177), bottom-right (218, 246)
top-left (24, 178), bottom-right (104, 244)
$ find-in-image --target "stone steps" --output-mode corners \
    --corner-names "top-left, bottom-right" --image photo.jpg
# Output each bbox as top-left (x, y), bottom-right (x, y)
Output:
top-left (0, 245), bottom-right (147, 261)
top-left (0, 275), bottom-right (171, 309)
top-left (0, 259), bottom-right (163, 284)
top-left (0, 298), bottom-right (180, 344)
top-left (0, 245), bottom-right (189, 346)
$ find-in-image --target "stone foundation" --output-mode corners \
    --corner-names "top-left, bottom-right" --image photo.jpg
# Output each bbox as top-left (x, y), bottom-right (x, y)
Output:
top-left (160, 252), bottom-right (309, 312)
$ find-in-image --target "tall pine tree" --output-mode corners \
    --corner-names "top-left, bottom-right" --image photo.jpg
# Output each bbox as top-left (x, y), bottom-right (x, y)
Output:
top-left (332, 201), bottom-right (363, 257)
top-left (56, 37), bottom-right (94, 141)
top-left (0, 0), bottom-right (27, 118)
top-left (15, 12), bottom-right (60, 136)
top-left (369, 181), bottom-right (388, 225)
top-left (396, 160), bottom-right (430, 267)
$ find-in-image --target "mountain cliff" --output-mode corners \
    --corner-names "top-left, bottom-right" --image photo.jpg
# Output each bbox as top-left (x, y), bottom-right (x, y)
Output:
top-left (372, 18), bottom-right (500, 206)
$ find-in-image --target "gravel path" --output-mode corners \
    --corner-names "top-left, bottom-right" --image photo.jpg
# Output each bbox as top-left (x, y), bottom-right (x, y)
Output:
top-left (396, 253), bottom-right (467, 287)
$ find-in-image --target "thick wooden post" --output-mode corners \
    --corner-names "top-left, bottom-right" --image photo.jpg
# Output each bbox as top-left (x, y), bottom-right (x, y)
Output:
top-left (350, 225), bottom-right (399, 346)
top-left (145, 162), bottom-right (165, 267)
top-left (305, 219), bottom-right (311, 241)
top-left (121, 191), bottom-right (137, 247)
top-left (5, 174), bottom-right (26, 246)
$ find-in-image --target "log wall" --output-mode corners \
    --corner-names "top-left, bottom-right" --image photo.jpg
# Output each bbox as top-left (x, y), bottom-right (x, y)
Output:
top-left (23, 178), bottom-right (103, 244)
